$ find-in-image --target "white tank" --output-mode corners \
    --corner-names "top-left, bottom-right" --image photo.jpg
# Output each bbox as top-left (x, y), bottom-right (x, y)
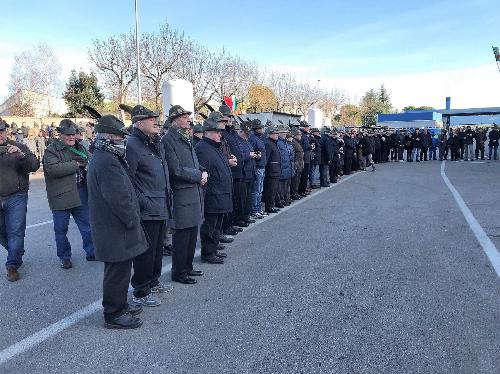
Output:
top-left (308, 107), bottom-right (323, 129)
top-left (323, 116), bottom-right (331, 128)
top-left (162, 79), bottom-right (194, 120)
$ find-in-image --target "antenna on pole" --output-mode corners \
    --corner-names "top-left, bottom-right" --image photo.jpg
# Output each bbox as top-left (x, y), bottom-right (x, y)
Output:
top-left (135, 0), bottom-right (142, 104)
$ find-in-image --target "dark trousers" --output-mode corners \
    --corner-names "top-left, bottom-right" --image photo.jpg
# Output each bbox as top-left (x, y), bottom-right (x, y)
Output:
top-left (298, 163), bottom-right (310, 193)
top-left (200, 213), bottom-right (223, 259)
top-left (329, 162), bottom-right (338, 183)
top-left (103, 259), bottom-right (132, 320)
top-left (420, 147), bottom-right (428, 161)
top-left (343, 155), bottom-right (353, 174)
top-left (231, 178), bottom-right (244, 222)
top-left (319, 164), bottom-right (330, 186)
top-left (290, 171), bottom-right (302, 198)
top-left (241, 180), bottom-right (252, 218)
top-left (172, 226), bottom-right (198, 279)
top-left (264, 177), bottom-right (279, 211)
top-left (276, 180), bottom-right (285, 203)
top-left (131, 220), bottom-right (165, 298)
top-left (451, 147), bottom-right (460, 161)
top-left (398, 146), bottom-right (404, 160)
top-left (475, 144), bottom-right (485, 160)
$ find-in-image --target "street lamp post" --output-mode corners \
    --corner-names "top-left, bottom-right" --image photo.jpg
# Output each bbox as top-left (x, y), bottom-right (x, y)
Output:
top-left (135, 0), bottom-right (142, 104)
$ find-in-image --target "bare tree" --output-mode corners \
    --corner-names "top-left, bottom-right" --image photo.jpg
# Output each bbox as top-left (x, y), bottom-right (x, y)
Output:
top-left (88, 32), bottom-right (137, 118)
top-left (8, 43), bottom-right (62, 115)
top-left (140, 23), bottom-right (188, 113)
top-left (266, 71), bottom-right (296, 112)
top-left (173, 41), bottom-right (216, 111)
top-left (317, 89), bottom-right (348, 119)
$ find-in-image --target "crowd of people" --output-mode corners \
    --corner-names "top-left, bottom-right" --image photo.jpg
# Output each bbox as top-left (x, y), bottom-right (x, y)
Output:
top-left (1, 105), bottom-right (499, 330)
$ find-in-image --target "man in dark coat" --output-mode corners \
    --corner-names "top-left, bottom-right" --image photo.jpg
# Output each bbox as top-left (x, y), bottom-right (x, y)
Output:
top-left (298, 121), bottom-right (312, 195)
top-left (328, 131), bottom-right (340, 183)
top-left (125, 104), bottom-right (173, 306)
top-left (419, 128), bottom-right (432, 161)
top-left (43, 119), bottom-right (94, 269)
top-left (263, 126), bottom-right (281, 213)
top-left (87, 113), bottom-right (146, 329)
top-left (343, 131), bottom-right (355, 174)
top-left (475, 128), bottom-right (486, 160)
top-left (195, 119), bottom-right (231, 264)
top-left (0, 120), bottom-right (40, 282)
top-left (319, 128), bottom-right (334, 187)
top-left (290, 128), bottom-right (304, 199)
top-left (162, 105), bottom-right (206, 284)
top-left (220, 105), bottom-right (246, 230)
top-left (488, 124), bottom-right (500, 160)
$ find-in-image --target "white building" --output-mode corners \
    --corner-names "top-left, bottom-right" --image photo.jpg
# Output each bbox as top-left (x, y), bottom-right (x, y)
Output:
top-left (0, 90), bottom-right (68, 117)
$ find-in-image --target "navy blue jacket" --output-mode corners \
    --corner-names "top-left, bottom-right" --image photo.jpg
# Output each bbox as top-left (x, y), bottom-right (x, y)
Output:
top-left (300, 129), bottom-right (312, 163)
top-left (195, 138), bottom-right (233, 214)
top-left (239, 136), bottom-right (256, 182)
top-left (126, 128), bottom-right (172, 222)
top-left (248, 132), bottom-right (267, 168)
top-left (277, 138), bottom-right (292, 180)
top-left (320, 134), bottom-right (335, 164)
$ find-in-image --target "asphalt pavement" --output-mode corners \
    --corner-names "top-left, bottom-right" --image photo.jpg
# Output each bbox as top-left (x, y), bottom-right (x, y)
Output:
top-left (0, 160), bottom-right (499, 374)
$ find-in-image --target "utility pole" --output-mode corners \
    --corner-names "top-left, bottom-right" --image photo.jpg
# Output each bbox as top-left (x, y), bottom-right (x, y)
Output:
top-left (135, 0), bottom-right (142, 104)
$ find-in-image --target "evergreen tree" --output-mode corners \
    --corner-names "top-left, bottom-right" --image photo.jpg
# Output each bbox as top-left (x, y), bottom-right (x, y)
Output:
top-left (63, 70), bottom-right (104, 117)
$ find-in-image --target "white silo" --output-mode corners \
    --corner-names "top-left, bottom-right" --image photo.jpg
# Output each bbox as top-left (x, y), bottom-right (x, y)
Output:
top-left (162, 79), bottom-right (194, 121)
top-left (308, 108), bottom-right (323, 129)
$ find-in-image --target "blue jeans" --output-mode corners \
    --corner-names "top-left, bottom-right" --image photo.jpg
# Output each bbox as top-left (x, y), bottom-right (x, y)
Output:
top-left (0, 192), bottom-right (28, 269)
top-left (488, 145), bottom-right (498, 160)
top-left (250, 168), bottom-right (265, 214)
top-left (309, 164), bottom-right (319, 186)
top-left (429, 147), bottom-right (437, 160)
top-left (52, 187), bottom-right (94, 260)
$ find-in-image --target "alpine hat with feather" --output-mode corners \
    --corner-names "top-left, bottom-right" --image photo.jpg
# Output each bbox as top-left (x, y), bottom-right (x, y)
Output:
top-left (82, 105), bottom-right (130, 136)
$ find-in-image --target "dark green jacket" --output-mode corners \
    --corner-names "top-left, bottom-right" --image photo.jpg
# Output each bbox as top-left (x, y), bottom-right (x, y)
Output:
top-left (43, 140), bottom-right (89, 211)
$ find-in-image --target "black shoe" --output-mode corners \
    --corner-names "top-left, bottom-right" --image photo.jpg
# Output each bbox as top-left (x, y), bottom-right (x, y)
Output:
top-left (163, 245), bottom-right (172, 256)
top-left (265, 208), bottom-right (280, 214)
top-left (127, 303), bottom-right (143, 316)
top-left (310, 185), bottom-right (320, 189)
top-left (243, 217), bottom-right (256, 224)
top-left (218, 234), bottom-right (234, 243)
top-left (201, 256), bottom-right (224, 264)
top-left (224, 228), bottom-right (239, 235)
top-left (275, 203), bottom-right (285, 208)
top-left (233, 226), bottom-right (243, 232)
top-left (216, 251), bottom-right (227, 258)
top-left (60, 260), bottom-right (72, 269)
top-left (104, 313), bottom-right (142, 330)
top-left (172, 276), bottom-right (197, 284)
top-left (188, 270), bottom-right (203, 277)
top-left (86, 255), bottom-right (96, 261)
top-left (234, 220), bottom-right (249, 227)
top-left (216, 244), bottom-right (226, 251)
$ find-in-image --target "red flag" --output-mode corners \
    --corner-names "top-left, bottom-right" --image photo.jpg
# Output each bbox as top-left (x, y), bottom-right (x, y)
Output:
top-left (223, 96), bottom-right (233, 109)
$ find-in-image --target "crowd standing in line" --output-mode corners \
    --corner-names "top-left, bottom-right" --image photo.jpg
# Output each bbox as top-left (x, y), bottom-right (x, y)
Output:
top-left (1, 109), bottom-right (499, 328)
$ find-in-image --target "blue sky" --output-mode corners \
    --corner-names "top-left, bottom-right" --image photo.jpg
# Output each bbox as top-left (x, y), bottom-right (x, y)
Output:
top-left (1, 0), bottom-right (500, 109)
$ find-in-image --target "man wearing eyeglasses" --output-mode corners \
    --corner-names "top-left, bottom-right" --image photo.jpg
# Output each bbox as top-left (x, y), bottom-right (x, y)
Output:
top-left (126, 105), bottom-right (173, 307)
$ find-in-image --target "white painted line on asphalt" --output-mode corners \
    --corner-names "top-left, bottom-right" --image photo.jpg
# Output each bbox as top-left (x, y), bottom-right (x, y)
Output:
top-left (26, 220), bottom-right (53, 229)
top-left (441, 161), bottom-right (500, 278)
top-left (0, 171), bottom-right (363, 366)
